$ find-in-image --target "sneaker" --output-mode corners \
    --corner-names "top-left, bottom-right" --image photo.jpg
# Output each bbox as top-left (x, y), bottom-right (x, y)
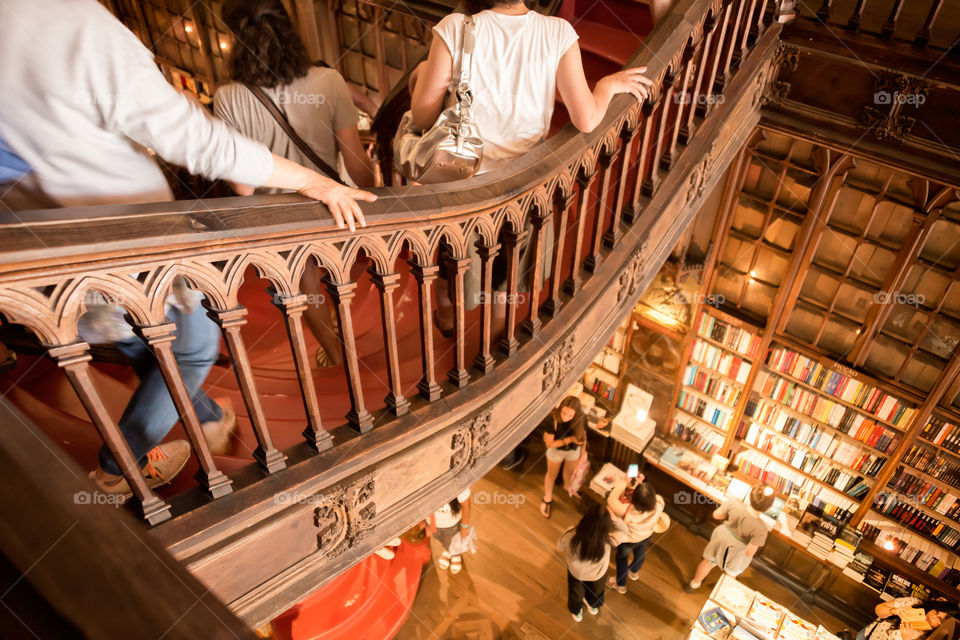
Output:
top-left (374, 547), bottom-right (395, 560)
top-left (202, 403), bottom-right (236, 455)
top-left (571, 610), bottom-right (583, 623)
top-left (88, 440), bottom-right (191, 499)
top-left (500, 451), bottom-right (526, 471)
top-left (583, 599), bottom-right (599, 615)
top-left (605, 576), bottom-right (627, 594)
top-left (684, 581), bottom-right (701, 593)
top-left (628, 570), bottom-right (641, 581)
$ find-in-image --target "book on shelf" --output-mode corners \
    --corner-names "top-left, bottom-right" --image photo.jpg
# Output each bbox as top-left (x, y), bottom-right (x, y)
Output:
top-left (842, 551), bottom-right (874, 582)
top-left (678, 389), bottom-right (733, 430)
top-left (883, 573), bottom-right (914, 599)
top-left (872, 492), bottom-right (960, 551)
top-left (683, 364), bottom-right (743, 406)
top-left (902, 443), bottom-right (960, 490)
top-left (691, 339), bottom-right (753, 384)
top-left (919, 416), bottom-right (960, 453)
top-left (863, 564), bottom-right (891, 592)
top-left (766, 346), bottom-right (915, 428)
top-left (697, 313), bottom-right (762, 360)
top-left (673, 419), bottom-right (726, 455)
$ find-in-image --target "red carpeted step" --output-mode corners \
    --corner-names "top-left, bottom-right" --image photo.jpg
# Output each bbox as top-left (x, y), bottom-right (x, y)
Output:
top-left (575, 19), bottom-right (647, 66)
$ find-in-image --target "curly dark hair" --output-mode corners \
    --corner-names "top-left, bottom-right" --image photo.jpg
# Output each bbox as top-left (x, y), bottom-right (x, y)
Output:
top-left (221, 0), bottom-right (310, 88)
top-left (463, 0), bottom-right (536, 15)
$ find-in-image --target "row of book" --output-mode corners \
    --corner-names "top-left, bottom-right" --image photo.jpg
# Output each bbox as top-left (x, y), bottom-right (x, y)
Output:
top-left (733, 449), bottom-right (856, 517)
top-left (760, 374), bottom-right (900, 453)
top-left (690, 339), bottom-right (752, 384)
top-left (673, 419), bottom-right (726, 455)
top-left (740, 424), bottom-right (870, 497)
top-left (872, 493), bottom-right (960, 551)
top-left (887, 466), bottom-right (960, 521)
top-left (766, 346), bottom-right (916, 428)
top-left (859, 519), bottom-right (960, 587)
top-left (902, 443), bottom-right (960, 489)
top-left (918, 417), bottom-right (960, 454)
top-left (677, 390), bottom-right (733, 431)
top-left (588, 376), bottom-right (617, 401)
top-left (683, 364), bottom-right (743, 407)
top-left (748, 398), bottom-right (891, 472)
top-left (697, 313), bottom-right (762, 359)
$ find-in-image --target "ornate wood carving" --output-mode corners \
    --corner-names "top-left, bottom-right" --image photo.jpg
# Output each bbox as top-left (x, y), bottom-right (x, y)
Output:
top-left (449, 410), bottom-right (492, 473)
top-left (541, 334), bottom-right (576, 392)
top-left (859, 72), bottom-right (930, 142)
top-left (313, 473), bottom-right (377, 558)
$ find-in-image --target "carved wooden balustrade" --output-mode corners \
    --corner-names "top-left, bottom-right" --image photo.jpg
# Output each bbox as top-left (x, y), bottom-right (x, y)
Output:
top-left (0, 0), bottom-right (783, 625)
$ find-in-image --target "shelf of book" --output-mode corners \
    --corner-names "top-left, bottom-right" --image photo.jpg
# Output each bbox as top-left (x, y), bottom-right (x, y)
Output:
top-left (888, 464), bottom-right (960, 518)
top-left (688, 356), bottom-right (749, 389)
top-left (674, 408), bottom-right (730, 435)
top-left (914, 415), bottom-right (960, 462)
top-left (857, 539), bottom-right (960, 602)
top-left (730, 456), bottom-right (858, 520)
top-left (700, 306), bottom-right (764, 357)
top-left (863, 506), bottom-right (960, 560)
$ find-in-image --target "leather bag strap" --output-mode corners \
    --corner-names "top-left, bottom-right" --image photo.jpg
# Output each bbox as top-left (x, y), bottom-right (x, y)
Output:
top-left (245, 84), bottom-right (344, 184)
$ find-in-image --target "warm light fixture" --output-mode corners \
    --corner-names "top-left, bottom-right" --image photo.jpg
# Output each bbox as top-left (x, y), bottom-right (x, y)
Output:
top-left (220, 41), bottom-right (228, 49)
top-left (749, 270), bottom-right (757, 279)
top-left (185, 24), bottom-right (193, 32)
top-left (635, 408), bottom-right (648, 422)
top-left (882, 538), bottom-right (895, 551)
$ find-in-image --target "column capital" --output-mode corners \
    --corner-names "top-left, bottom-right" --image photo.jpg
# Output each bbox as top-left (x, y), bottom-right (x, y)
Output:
top-left (133, 321), bottom-right (178, 346)
top-left (407, 260), bottom-right (440, 282)
top-left (501, 228), bottom-right (530, 247)
top-left (47, 341), bottom-right (92, 366)
top-left (203, 304), bottom-right (249, 329)
top-left (322, 279), bottom-right (358, 303)
top-left (367, 268), bottom-right (401, 292)
top-left (441, 254), bottom-right (473, 274)
top-left (476, 242), bottom-right (501, 261)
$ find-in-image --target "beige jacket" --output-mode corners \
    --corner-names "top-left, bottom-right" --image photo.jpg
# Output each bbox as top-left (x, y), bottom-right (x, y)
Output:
top-left (607, 479), bottom-right (665, 543)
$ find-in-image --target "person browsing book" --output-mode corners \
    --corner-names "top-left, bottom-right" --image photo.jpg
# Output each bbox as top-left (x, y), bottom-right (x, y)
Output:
top-left (605, 475), bottom-right (665, 593)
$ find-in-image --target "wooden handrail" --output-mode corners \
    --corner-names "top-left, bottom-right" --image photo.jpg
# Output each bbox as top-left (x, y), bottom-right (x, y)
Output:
top-left (0, 0), bottom-right (779, 528)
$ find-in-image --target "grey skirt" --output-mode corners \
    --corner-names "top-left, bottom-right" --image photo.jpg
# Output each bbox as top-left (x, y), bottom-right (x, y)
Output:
top-left (703, 525), bottom-right (752, 576)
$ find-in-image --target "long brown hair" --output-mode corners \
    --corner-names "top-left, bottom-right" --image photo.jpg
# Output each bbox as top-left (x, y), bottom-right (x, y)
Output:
top-left (553, 395), bottom-right (586, 440)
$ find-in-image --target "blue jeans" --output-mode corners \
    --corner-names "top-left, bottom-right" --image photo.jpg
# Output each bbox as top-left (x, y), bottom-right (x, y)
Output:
top-left (615, 538), bottom-right (649, 587)
top-left (99, 303), bottom-right (222, 475)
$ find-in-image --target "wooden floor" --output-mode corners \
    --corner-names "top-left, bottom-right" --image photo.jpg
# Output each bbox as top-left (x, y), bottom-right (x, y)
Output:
top-left (394, 448), bottom-right (847, 640)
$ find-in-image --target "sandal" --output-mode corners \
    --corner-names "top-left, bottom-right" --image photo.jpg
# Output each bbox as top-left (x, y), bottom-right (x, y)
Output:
top-left (450, 555), bottom-right (463, 574)
top-left (437, 553), bottom-right (451, 570)
top-left (540, 498), bottom-right (552, 518)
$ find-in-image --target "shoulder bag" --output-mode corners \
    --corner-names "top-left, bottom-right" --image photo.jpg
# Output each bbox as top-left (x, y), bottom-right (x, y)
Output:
top-left (393, 15), bottom-right (483, 183)
top-left (245, 84), bottom-right (344, 184)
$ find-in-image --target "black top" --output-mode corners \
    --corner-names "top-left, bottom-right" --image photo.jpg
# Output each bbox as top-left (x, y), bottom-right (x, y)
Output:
top-left (541, 415), bottom-right (580, 451)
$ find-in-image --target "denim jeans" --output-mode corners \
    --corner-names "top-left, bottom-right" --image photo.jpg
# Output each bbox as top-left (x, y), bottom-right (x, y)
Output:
top-left (567, 571), bottom-right (604, 615)
top-left (99, 302), bottom-right (222, 475)
top-left (615, 538), bottom-right (649, 587)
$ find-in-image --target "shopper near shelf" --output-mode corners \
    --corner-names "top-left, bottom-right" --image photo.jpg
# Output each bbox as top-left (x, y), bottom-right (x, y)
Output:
top-left (557, 502), bottom-right (628, 622)
top-left (685, 483), bottom-right (775, 592)
top-left (540, 396), bottom-right (587, 518)
top-left (843, 597), bottom-right (960, 640)
top-left (605, 475), bottom-right (666, 593)
top-left (425, 487), bottom-right (474, 574)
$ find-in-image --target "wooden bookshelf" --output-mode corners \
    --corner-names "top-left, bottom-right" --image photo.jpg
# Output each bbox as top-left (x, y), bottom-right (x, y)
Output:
top-left (858, 539), bottom-right (960, 602)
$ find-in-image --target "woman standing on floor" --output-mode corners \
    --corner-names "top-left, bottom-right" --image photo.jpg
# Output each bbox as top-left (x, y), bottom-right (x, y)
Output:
top-left (685, 483), bottom-right (775, 592)
top-left (426, 487), bottom-right (473, 574)
top-left (605, 475), bottom-right (665, 593)
top-left (557, 503), bottom-right (627, 622)
top-left (539, 396), bottom-right (587, 518)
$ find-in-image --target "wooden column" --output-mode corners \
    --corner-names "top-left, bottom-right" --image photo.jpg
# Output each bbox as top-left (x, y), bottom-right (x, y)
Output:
top-left (586, 149), bottom-right (617, 274)
top-left (703, 0), bottom-right (734, 116)
top-left (520, 206), bottom-right (550, 338)
top-left (408, 261), bottom-right (442, 402)
top-left (625, 102), bottom-right (655, 220)
top-left (644, 70), bottom-right (678, 197)
top-left (134, 322), bottom-right (233, 499)
top-left (663, 46), bottom-right (696, 171)
top-left (680, 14), bottom-right (718, 144)
top-left (498, 229), bottom-right (528, 357)
top-left (604, 127), bottom-right (636, 249)
top-left (563, 169), bottom-right (596, 294)
top-left (324, 279), bottom-right (373, 432)
top-left (544, 187), bottom-right (576, 318)
top-left (474, 242), bottom-right (501, 374)
top-left (716, 0), bottom-right (748, 90)
top-left (443, 255), bottom-right (472, 388)
top-left (271, 290), bottom-right (332, 451)
top-left (369, 269), bottom-right (408, 416)
top-left (207, 306), bottom-right (286, 472)
top-left (48, 343), bottom-right (171, 525)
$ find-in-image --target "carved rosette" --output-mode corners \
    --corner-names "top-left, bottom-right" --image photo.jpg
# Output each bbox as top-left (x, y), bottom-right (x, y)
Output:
top-left (313, 473), bottom-right (376, 557)
top-left (541, 333), bottom-right (575, 392)
top-left (859, 72), bottom-right (929, 142)
top-left (449, 410), bottom-right (492, 473)
top-left (618, 241), bottom-right (650, 305)
top-left (686, 141), bottom-right (718, 203)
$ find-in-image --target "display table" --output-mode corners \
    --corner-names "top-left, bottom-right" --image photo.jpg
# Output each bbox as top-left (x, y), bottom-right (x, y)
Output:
top-left (689, 575), bottom-right (840, 640)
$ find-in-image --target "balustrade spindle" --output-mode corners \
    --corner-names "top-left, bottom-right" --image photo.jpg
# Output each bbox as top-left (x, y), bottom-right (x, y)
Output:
top-left (323, 279), bottom-right (373, 432)
top-left (681, 15), bottom-right (717, 144)
top-left (563, 169), bottom-right (595, 294)
top-left (206, 306), bottom-right (286, 471)
top-left (648, 69), bottom-right (679, 194)
top-left (915, 0), bottom-right (943, 47)
top-left (738, 0), bottom-right (760, 57)
top-left (586, 149), bottom-right (616, 273)
top-left (408, 261), bottom-right (443, 402)
top-left (636, 101), bottom-right (659, 199)
top-left (49, 343), bottom-right (172, 524)
top-left (845, 0), bottom-right (868, 31)
top-left (604, 127), bottom-right (636, 249)
top-left (442, 256), bottom-right (472, 387)
top-left (881, 0), bottom-right (904, 37)
top-left (474, 242), bottom-right (501, 374)
top-left (497, 229), bottom-right (527, 357)
top-left (663, 48), bottom-right (695, 171)
top-left (134, 322), bottom-right (233, 498)
top-left (520, 207), bottom-right (550, 338)
top-left (544, 187), bottom-right (575, 317)
top-left (717, 0), bottom-right (747, 90)
top-left (270, 290), bottom-right (332, 450)
top-left (703, 1), bottom-right (734, 115)
top-left (816, 0), bottom-right (833, 21)
top-left (369, 269), bottom-right (408, 416)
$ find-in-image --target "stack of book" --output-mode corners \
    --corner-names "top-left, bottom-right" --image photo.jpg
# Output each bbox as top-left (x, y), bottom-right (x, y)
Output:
top-left (807, 529), bottom-right (836, 561)
top-left (842, 551), bottom-right (874, 583)
top-left (863, 564), bottom-right (891, 592)
top-left (827, 526), bottom-right (861, 568)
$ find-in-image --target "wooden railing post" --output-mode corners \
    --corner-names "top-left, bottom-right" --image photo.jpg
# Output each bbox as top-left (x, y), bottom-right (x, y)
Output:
top-left (206, 306), bottom-right (286, 472)
top-left (48, 343), bottom-right (172, 525)
top-left (681, 13), bottom-right (718, 144)
top-left (645, 70), bottom-right (678, 197)
top-left (586, 149), bottom-right (617, 273)
top-left (563, 170), bottom-right (595, 293)
top-left (134, 322), bottom-right (233, 498)
top-left (498, 229), bottom-right (528, 356)
top-left (408, 261), bottom-right (443, 402)
top-left (627, 101), bottom-right (655, 217)
top-left (270, 290), bottom-right (333, 451)
top-left (323, 279), bottom-right (374, 432)
top-left (442, 255), bottom-right (473, 388)
top-left (520, 207), bottom-right (550, 338)
top-left (663, 46), bottom-right (695, 172)
top-left (474, 242), bottom-right (501, 374)
top-left (369, 269), bottom-right (409, 416)
top-left (544, 186), bottom-right (576, 318)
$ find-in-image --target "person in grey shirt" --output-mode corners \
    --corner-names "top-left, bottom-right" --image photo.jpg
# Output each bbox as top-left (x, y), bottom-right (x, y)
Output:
top-left (557, 503), bottom-right (628, 622)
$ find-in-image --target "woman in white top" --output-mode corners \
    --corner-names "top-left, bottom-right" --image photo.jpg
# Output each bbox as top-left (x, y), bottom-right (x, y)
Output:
top-left (410, 0), bottom-right (653, 332)
top-left (425, 488), bottom-right (473, 574)
top-left (852, 598), bottom-right (959, 640)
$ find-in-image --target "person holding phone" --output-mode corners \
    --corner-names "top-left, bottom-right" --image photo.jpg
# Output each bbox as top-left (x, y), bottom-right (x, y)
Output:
top-left (605, 468), bottom-right (665, 593)
top-left (845, 598), bottom-right (960, 640)
top-left (539, 396), bottom-right (587, 518)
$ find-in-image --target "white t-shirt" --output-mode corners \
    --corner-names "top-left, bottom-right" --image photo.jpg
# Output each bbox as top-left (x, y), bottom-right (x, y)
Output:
top-left (432, 10), bottom-right (579, 174)
top-left (434, 489), bottom-right (472, 529)
top-left (0, 0), bottom-right (273, 208)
